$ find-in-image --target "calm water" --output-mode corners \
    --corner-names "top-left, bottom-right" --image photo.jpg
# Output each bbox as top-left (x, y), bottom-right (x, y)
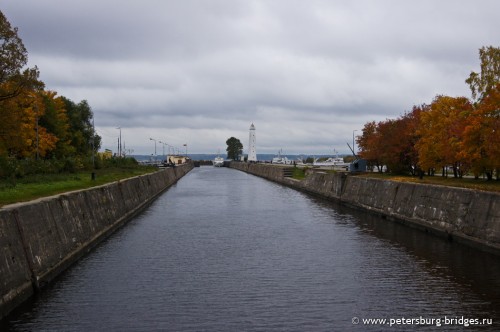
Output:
top-left (2, 167), bottom-right (500, 331)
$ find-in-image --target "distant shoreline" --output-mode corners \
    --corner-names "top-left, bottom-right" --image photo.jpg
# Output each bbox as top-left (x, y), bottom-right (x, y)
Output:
top-left (131, 153), bottom-right (339, 162)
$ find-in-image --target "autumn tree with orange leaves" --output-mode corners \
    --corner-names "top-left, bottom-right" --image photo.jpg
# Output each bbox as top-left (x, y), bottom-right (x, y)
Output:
top-left (358, 46), bottom-right (499, 180)
top-left (358, 107), bottom-right (422, 175)
top-left (0, 11), bottom-right (42, 101)
top-left (357, 121), bottom-right (383, 171)
top-left (416, 96), bottom-right (473, 178)
top-left (0, 10), bottom-right (101, 178)
top-left (462, 83), bottom-right (500, 180)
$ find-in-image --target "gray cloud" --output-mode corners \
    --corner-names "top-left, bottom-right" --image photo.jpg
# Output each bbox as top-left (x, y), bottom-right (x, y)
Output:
top-left (2, 0), bottom-right (499, 154)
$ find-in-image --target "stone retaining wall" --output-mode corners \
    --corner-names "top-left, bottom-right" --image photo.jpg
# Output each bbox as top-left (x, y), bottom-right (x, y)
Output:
top-left (0, 163), bottom-right (192, 319)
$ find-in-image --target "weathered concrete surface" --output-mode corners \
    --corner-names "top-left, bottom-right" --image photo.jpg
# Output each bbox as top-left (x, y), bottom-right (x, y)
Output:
top-left (0, 211), bottom-right (33, 319)
top-left (341, 176), bottom-right (500, 249)
top-left (230, 162), bottom-right (500, 254)
top-left (0, 163), bottom-right (192, 319)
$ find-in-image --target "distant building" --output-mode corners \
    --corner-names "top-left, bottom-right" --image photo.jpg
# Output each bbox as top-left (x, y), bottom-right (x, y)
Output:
top-left (99, 149), bottom-right (113, 159)
top-left (168, 155), bottom-right (190, 165)
top-left (248, 123), bottom-right (257, 162)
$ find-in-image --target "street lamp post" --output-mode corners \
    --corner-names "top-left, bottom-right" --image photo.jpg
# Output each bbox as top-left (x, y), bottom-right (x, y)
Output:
top-left (28, 95), bottom-right (39, 160)
top-left (353, 130), bottom-right (358, 156)
top-left (35, 103), bottom-right (39, 160)
top-left (159, 141), bottom-right (168, 161)
top-left (149, 138), bottom-right (157, 159)
top-left (91, 115), bottom-right (95, 168)
top-left (116, 127), bottom-right (122, 157)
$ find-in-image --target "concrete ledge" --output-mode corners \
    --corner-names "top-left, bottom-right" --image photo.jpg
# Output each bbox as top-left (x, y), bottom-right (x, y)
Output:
top-left (0, 163), bottom-right (193, 319)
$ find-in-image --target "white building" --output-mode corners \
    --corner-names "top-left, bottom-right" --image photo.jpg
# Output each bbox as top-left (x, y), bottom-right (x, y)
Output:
top-left (248, 123), bottom-right (257, 162)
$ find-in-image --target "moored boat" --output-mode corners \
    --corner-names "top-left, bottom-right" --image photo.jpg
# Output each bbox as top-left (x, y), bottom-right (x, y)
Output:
top-left (271, 149), bottom-right (292, 164)
top-left (313, 149), bottom-right (349, 168)
top-left (213, 150), bottom-right (224, 167)
top-left (213, 156), bottom-right (224, 167)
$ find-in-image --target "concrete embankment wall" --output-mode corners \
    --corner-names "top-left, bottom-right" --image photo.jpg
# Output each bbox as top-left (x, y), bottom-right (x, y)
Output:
top-left (230, 162), bottom-right (500, 254)
top-left (0, 163), bottom-right (192, 319)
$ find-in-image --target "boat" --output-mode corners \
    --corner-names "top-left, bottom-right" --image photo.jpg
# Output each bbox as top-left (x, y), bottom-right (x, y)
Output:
top-left (313, 149), bottom-right (349, 168)
top-left (295, 156), bottom-right (306, 165)
top-left (271, 149), bottom-right (292, 164)
top-left (213, 151), bottom-right (224, 167)
top-left (213, 156), bottom-right (224, 167)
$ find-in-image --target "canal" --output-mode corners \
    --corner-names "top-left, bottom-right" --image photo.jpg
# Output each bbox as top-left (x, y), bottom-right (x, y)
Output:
top-left (2, 166), bottom-right (500, 331)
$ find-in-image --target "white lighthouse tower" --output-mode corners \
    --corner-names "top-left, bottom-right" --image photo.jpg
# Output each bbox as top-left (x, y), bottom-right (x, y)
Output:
top-left (248, 123), bottom-right (257, 162)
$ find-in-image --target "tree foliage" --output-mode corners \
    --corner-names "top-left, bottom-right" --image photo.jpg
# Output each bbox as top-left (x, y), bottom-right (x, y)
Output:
top-left (466, 46), bottom-right (500, 102)
top-left (358, 46), bottom-right (500, 179)
top-left (358, 107), bottom-right (421, 174)
top-left (63, 97), bottom-right (101, 157)
top-left (357, 121), bottom-right (381, 171)
top-left (0, 11), bottom-right (43, 101)
top-left (0, 89), bottom-right (101, 163)
top-left (462, 83), bottom-right (500, 179)
top-left (0, 10), bottom-right (101, 177)
top-left (415, 96), bottom-right (472, 177)
top-left (226, 137), bottom-right (243, 160)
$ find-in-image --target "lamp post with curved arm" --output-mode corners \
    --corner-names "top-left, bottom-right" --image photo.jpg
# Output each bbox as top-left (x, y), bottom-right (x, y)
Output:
top-left (149, 138), bottom-right (157, 160)
top-left (159, 140), bottom-right (168, 161)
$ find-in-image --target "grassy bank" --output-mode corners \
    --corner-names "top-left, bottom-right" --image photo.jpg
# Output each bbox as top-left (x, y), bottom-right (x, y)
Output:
top-left (292, 163), bottom-right (499, 192)
top-left (0, 167), bottom-right (157, 207)
top-left (292, 167), bottom-right (307, 180)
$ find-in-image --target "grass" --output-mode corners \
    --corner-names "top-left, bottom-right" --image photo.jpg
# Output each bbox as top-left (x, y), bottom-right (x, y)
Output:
top-left (0, 166), bottom-right (157, 207)
top-left (292, 167), bottom-right (306, 180)
top-left (357, 172), bottom-right (500, 193)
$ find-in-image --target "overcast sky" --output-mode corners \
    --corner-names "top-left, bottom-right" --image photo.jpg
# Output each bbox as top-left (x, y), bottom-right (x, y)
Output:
top-left (2, 0), bottom-right (499, 155)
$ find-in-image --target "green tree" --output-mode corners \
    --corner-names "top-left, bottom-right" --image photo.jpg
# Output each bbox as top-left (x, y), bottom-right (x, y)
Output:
top-left (62, 97), bottom-right (101, 157)
top-left (466, 46), bottom-right (500, 102)
top-left (226, 137), bottom-right (243, 160)
top-left (0, 10), bottom-right (43, 101)
top-left (39, 90), bottom-right (72, 158)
